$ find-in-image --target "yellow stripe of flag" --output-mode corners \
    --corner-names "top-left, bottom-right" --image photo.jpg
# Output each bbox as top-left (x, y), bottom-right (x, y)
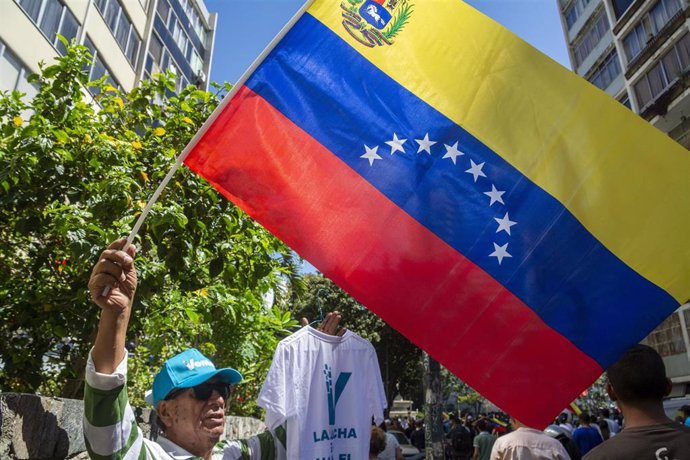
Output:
top-left (309, 0), bottom-right (690, 303)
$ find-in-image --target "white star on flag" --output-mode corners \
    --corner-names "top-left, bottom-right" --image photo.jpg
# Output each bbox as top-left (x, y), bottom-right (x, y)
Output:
top-left (361, 145), bottom-right (382, 166)
top-left (494, 212), bottom-right (517, 235)
top-left (415, 133), bottom-right (436, 154)
top-left (442, 141), bottom-right (465, 164)
top-left (465, 159), bottom-right (487, 182)
top-left (484, 184), bottom-right (505, 206)
top-left (385, 133), bottom-right (407, 154)
top-left (490, 242), bottom-right (512, 264)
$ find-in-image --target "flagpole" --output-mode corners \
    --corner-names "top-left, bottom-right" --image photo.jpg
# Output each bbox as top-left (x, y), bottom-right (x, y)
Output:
top-left (102, 0), bottom-right (316, 295)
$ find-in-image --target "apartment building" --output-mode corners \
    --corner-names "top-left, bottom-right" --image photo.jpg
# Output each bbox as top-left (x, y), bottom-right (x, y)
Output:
top-left (558, 0), bottom-right (690, 397)
top-left (0, 0), bottom-right (216, 98)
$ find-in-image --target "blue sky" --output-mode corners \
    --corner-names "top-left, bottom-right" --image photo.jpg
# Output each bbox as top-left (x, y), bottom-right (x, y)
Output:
top-left (204, 0), bottom-right (571, 84)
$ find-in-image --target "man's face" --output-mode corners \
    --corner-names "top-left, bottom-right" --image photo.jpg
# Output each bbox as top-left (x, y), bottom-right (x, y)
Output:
top-left (158, 381), bottom-right (231, 451)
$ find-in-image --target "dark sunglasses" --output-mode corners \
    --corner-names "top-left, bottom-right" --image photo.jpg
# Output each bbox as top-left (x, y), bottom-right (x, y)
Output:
top-left (165, 382), bottom-right (232, 401)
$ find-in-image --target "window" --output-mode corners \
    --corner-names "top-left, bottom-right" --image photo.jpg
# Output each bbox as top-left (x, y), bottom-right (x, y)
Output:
top-left (563, 0), bottom-right (593, 30)
top-left (634, 33), bottom-right (690, 108)
top-left (179, 0), bottom-right (207, 46)
top-left (649, 0), bottom-right (682, 31)
top-left (588, 50), bottom-right (621, 90)
top-left (39, 0), bottom-right (63, 41)
top-left (157, 0), bottom-right (171, 24)
top-left (83, 36), bottom-right (119, 95)
top-left (573, 10), bottom-right (609, 67)
top-left (115, 12), bottom-right (130, 46)
top-left (145, 33), bottom-right (164, 76)
top-left (618, 93), bottom-right (631, 108)
top-left (56, 9), bottom-right (79, 55)
top-left (93, 0), bottom-right (141, 67)
top-left (19, 0), bottom-right (42, 22)
top-left (17, 0), bottom-right (80, 54)
top-left (622, 0), bottom-right (683, 62)
top-left (612, 0), bottom-right (634, 19)
top-left (126, 28), bottom-right (140, 64)
top-left (0, 43), bottom-right (22, 90)
top-left (623, 22), bottom-right (646, 61)
top-left (190, 50), bottom-right (203, 75)
top-left (0, 40), bottom-right (39, 111)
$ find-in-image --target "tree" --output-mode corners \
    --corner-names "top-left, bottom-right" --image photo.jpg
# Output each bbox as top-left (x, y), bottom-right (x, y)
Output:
top-left (292, 274), bottom-right (424, 408)
top-left (0, 39), bottom-right (298, 415)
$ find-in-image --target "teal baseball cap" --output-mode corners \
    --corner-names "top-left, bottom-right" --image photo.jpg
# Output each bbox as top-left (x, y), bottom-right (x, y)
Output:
top-left (152, 348), bottom-right (242, 407)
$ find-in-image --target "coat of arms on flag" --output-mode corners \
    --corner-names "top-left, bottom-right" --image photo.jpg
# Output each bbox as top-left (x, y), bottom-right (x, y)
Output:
top-left (341, 0), bottom-right (413, 47)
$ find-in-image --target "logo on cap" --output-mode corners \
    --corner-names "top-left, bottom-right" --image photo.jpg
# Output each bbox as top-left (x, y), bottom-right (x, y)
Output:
top-left (183, 358), bottom-right (214, 370)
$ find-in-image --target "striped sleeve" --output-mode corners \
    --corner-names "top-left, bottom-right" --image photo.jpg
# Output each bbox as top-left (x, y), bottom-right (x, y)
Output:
top-left (83, 350), bottom-right (147, 460)
top-left (221, 425), bottom-right (287, 460)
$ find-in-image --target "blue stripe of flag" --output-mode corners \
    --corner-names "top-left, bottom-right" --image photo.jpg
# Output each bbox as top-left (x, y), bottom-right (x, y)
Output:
top-left (244, 13), bottom-right (678, 368)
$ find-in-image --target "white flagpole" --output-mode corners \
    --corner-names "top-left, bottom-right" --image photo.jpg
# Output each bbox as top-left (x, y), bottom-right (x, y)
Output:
top-left (102, 0), bottom-right (316, 295)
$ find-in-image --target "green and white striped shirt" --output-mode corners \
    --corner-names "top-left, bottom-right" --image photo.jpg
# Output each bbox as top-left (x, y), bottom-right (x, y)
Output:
top-left (83, 350), bottom-right (286, 460)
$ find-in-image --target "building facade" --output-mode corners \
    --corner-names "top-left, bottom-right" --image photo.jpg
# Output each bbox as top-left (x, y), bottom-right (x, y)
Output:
top-left (0, 0), bottom-right (216, 98)
top-left (558, 0), bottom-right (690, 397)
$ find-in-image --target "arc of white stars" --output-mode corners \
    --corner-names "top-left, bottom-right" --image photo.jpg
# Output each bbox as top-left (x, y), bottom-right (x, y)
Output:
top-left (490, 242), bottom-right (512, 265)
top-left (361, 145), bottom-right (382, 166)
top-left (442, 141), bottom-right (465, 164)
top-left (415, 133), bottom-right (436, 154)
top-left (385, 133), bottom-right (407, 154)
top-left (465, 159), bottom-right (487, 182)
top-left (494, 212), bottom-right (517, 235)
top-left (484, 184), bottom-right (505, 206)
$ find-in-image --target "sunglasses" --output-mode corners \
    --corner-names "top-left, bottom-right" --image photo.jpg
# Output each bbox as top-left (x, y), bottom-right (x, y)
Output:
top-left (165, 382), bottom-right (232, 401)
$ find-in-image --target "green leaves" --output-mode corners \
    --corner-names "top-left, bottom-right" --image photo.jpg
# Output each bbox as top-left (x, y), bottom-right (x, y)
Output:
top-left (0, 41), bottom-right (298, 410)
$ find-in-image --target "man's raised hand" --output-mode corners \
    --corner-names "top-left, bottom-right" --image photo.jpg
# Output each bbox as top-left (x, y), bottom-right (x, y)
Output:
top-left (88, 239), bottom-right (137, 313)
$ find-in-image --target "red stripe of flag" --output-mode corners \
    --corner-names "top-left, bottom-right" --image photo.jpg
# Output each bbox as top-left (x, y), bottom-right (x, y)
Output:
top-left (184, 86), bottom-right (603, 427)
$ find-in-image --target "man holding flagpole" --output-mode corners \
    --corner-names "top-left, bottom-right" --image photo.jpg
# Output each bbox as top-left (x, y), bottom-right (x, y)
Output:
top-left (84, 239), bottom-right (343, 460)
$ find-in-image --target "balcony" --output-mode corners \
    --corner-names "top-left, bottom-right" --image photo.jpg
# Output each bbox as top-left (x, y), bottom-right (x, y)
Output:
top-left (625, 7), bottom-right (689, 79)
top-left (639, 68), bottom-right (690, 118)
top-left (613, 0), bottom-right (647, 34)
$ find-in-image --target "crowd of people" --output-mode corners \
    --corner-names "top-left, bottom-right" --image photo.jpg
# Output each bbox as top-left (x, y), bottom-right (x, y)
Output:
top-left (370, 395), bottom-right (689, 460)
top-left (87, 240), bottom-right (690, 459)
top-left (368, 344), bottom-right (690, 459)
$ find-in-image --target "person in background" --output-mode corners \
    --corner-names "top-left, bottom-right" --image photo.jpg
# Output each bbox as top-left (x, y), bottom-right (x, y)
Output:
top-left (410, 419), bottom-right (426, 451)
top-left (598, 408), bottom-right (619, 437)
top-left (378, 420), bottom-right (403, 460)
top-left (681, 405), bottom-right (690, 427)
top-left (557, 412), bottom-right (574, 436)
top-left (446, 415), bottom-right (473, 460)
top-left (596, 419), bottom-right (610, 442)
top-left (370, 426), bottom-right (388, 460)
top-left (572, 413), bottom-right (603, 456)
top-left (472, 419), bottom-right (496, 460)
top-left (584, 345), bottom-right (690, 460)
top-left (489, 417), bottom-right (570, 460)
top-left (544, 424), bottom-right (581, 460)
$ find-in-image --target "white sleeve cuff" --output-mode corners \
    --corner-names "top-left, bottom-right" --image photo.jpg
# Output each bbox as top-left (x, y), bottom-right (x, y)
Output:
top-left (85, 347), bottom-right (128, 391)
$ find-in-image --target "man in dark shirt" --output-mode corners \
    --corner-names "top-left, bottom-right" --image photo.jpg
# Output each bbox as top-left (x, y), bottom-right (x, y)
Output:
top-left (409, 420), bottom-right (426, 451)
top-left (584, 344), bottom-right (690, 460)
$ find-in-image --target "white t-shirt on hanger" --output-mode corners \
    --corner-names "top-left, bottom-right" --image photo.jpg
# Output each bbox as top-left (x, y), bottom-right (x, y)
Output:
top-left (258, 326), bottom-right (387, 459)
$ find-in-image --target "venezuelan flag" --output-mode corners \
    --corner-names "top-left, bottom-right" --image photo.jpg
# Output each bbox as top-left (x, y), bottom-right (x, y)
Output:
top-left (184, 0), bottom-right (690, 427)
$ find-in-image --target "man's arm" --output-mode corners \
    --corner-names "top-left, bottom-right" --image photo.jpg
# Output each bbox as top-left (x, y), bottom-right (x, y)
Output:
top-left (83, 240), bottom-right (145, 460)
top-left (87, 239), bottom-right (137, 373)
